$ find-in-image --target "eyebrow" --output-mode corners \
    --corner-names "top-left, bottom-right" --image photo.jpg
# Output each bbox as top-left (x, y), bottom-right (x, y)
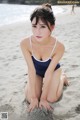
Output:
top-left (32, 23), bottom-right (35, 25)
top-left (32, 23), bottom-right (46, 25)
top-left (39, 23), bottom-right (46, 25)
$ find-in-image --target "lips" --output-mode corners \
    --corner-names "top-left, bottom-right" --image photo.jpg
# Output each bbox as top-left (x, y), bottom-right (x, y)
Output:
top-left (36, 36), bottom-right (42, 38)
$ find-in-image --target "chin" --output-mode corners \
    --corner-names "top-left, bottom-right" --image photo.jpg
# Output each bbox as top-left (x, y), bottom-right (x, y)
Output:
top-left (35, 36), bottom-right (43, 42)
top-left (36, 39), bottom-right (43, 42)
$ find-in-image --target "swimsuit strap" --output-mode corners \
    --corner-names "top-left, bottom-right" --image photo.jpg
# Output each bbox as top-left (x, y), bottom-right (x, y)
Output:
top-left (50, 39), bottom-right (57, 58)
top-left (30, 36), bottom-right (34, 55)
top-left (30, 36), bottom-right (57, 59)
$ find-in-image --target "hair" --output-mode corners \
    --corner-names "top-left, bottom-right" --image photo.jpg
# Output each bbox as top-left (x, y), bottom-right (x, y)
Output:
top-left (30, 3), bottom-right (55, 31)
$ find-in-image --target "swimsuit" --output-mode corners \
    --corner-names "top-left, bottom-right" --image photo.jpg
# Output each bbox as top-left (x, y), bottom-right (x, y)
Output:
top-left (30, 36), bottom-right (60, 77)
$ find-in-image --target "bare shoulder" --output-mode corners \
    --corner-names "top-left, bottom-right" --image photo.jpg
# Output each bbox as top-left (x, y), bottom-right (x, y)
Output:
top-left (52, 36), bottom-right (65, 53)
top-left (57, 40), bottom-right (65, 53)
top-left (20, 37), bottom-right (31, 51)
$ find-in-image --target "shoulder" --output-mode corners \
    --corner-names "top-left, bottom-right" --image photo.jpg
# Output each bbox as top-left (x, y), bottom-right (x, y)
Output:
top-left (20, 37), bottom-right (31, 51)
top-left (52, 37), bottom-right (65, 53)
top-left (20, 37), bottom-right (30, 47)
top-left (54, 38), bottom-right (65, 55)
top-left (57, 40), bottom-right (65, 52)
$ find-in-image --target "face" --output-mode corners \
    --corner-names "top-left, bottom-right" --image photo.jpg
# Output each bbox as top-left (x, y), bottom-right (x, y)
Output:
top-left (31, 18), bottom-right (54, 42)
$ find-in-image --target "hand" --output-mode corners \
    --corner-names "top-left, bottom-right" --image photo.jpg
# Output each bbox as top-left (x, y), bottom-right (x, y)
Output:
top-left (39, 99), bottom-right (53, 111)
top-left (28, 98), bottom-right (38, 112)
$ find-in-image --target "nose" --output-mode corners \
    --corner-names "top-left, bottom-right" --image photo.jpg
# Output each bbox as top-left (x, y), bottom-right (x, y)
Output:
top-left (36, 27), bottom-right (41, 35)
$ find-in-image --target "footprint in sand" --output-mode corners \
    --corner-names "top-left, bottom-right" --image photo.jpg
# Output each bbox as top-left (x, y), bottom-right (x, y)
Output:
top-left (0, 104), bottom-right (14, 113)
top-left (75, 105), bottom-right (80, 114)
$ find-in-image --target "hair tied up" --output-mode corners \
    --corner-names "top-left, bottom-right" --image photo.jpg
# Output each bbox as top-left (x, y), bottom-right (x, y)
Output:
top-left (42, 3), bottom-right (52, 10)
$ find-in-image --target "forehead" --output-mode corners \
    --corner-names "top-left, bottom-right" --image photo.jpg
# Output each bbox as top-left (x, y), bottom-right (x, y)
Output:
top-left (31, 17), bottom-right (46, 25)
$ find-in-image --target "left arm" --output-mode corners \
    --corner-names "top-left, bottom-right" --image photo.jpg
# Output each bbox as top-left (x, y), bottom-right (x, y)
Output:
top-left (40, 43), bottom-right (65, 100)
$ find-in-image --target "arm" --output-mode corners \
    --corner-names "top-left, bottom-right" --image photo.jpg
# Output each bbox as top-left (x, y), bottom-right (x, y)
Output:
top-left (20, 39), bottom-right (37, 99)
top-left (40, 43), bottom-right (65, 100)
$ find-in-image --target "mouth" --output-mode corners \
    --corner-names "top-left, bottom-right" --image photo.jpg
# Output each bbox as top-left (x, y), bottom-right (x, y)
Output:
top-left (36, 36), bottom-right (42, 38)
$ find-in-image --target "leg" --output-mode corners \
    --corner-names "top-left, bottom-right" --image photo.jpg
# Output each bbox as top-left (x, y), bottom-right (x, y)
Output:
top-left (56, 73), bottom-right (69, 101)
top-left (25, 75), bottom-right (43, 103)
top-left (46, 68), bottom-right (68, 103)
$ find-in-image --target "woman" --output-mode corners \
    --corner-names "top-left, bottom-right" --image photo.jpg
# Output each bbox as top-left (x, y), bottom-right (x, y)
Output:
top-left (20, 3), bottom-right (69, 112)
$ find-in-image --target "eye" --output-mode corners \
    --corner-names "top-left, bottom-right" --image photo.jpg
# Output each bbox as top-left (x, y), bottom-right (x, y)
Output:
top-left (41, 25), bottom-right (46, 28)
top-left (32, 25), bottom-right (37, 28)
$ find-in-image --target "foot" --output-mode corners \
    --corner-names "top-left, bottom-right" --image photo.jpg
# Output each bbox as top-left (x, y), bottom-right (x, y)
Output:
top-left (61, 74), bottom-right (69, 86)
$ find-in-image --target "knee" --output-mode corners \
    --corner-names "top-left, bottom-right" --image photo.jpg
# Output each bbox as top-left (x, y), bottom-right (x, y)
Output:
top-left (56, 92), bottom-right (61, 100)
top-left (47, 96), bottom-right (58, 103)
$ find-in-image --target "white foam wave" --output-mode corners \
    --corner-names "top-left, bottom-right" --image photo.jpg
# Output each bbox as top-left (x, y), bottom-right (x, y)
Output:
top-left (0, 4), bottom-right (66, 26)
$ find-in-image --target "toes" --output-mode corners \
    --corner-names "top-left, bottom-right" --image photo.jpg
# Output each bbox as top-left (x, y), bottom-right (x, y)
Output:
top-left (61, 74), bottom-right (69, 86)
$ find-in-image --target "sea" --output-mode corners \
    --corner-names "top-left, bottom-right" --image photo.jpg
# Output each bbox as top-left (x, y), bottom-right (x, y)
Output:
top-left (0, 4), bottom-right (66, 26)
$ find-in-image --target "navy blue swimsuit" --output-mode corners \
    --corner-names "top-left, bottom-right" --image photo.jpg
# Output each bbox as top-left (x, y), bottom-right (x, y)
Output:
top-left (30, 36), bottom-right (60, 78)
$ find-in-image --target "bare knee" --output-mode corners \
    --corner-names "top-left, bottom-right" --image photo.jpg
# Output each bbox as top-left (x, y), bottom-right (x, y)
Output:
top-left (47, 96), bottom-right (56, 103)
top-left (56, 91), bottom-right (62, 100)
top-left (47, 94), bottom-right (61, 103)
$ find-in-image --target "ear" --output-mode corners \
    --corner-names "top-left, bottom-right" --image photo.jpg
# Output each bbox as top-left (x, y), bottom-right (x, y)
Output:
top-left (50, 25), bottom-right (55, 32)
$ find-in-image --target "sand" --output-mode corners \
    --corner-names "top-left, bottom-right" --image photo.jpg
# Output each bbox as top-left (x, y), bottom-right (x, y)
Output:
top-left (0, 5), bottom-right (80, 120)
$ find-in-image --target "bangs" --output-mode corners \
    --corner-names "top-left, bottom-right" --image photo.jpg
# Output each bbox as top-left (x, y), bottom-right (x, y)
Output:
top-left (32, 16), bottom-right (51, 31)
top-left (34, 17), bottom-right (48, 25)
top-left (30, 7), bottom-right (55, 31)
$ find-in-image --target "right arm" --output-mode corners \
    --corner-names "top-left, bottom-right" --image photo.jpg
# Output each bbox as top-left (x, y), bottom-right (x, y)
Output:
top-left (20, 39), bottom-right (37, 99)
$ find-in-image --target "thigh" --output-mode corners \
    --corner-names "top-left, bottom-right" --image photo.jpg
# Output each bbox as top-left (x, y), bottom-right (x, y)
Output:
top-left (25, 75), bottom-right (43, 103)
top-left (47, 68), bottom-right (62, 102)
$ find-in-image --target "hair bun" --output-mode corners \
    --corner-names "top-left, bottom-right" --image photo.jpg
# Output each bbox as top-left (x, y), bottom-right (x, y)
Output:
top-left (42, 3), bottom-right (52, 10)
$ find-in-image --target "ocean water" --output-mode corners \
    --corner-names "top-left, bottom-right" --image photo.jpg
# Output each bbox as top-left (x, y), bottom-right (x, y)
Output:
top-left (0, 4), bottom-right (66, 26)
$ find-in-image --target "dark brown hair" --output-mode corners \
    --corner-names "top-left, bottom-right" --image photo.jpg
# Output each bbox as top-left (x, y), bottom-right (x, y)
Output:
top-left (30, 3), bottom-right (55, 31)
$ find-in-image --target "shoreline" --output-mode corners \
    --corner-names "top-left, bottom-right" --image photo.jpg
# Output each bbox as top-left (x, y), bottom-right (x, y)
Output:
top-left (0, 5), bottom-right (80, 120)
top-left (0, 5), bottom-right (71, 28)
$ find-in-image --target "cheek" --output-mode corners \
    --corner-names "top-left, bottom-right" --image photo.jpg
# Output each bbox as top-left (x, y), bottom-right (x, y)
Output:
top-left (43, 29), bottom-right (51, 35)
top-left (32, 28), bottom-right (36, 34)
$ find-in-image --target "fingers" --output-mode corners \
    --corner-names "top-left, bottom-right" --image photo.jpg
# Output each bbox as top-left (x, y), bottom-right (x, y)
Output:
top-left (47, 105), bottom-right (53, 111)
top-left (39, 104), bottom-right (42, 110)
top-left (28, 106), bottom-right (34, 112)
top-left (46, 104), bottom-right (53, 111)
top-left (27, 101), bottom-right (53, 112)
top-left (39, 102), bottom-right (53, 111)
top-left (28, 103), bottom-right (38, 112)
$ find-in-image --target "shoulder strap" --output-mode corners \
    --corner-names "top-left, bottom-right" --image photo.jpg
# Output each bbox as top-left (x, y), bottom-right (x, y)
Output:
top-left (30, 36), bottom-right (33, 55)
top-left (50, 39), bottom-right (57, 58)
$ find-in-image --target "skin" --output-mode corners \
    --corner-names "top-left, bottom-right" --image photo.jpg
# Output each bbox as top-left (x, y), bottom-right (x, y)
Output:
top-left (20, 18), bottom-right (69, 112)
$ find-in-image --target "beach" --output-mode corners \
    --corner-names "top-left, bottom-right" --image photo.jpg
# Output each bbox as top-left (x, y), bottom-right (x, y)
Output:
top-left (0, 5), bottom-right (80, 120)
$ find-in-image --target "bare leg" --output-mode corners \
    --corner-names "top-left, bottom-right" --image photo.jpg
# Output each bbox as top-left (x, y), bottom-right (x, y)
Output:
top-left (45, 68), bottom-right (68, 103)
top-left (56, 73), bottom-right (69, 101)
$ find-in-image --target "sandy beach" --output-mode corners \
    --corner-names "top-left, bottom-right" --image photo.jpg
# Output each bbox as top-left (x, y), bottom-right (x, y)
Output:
top-left (0, 5), bottom-right (80, 120)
